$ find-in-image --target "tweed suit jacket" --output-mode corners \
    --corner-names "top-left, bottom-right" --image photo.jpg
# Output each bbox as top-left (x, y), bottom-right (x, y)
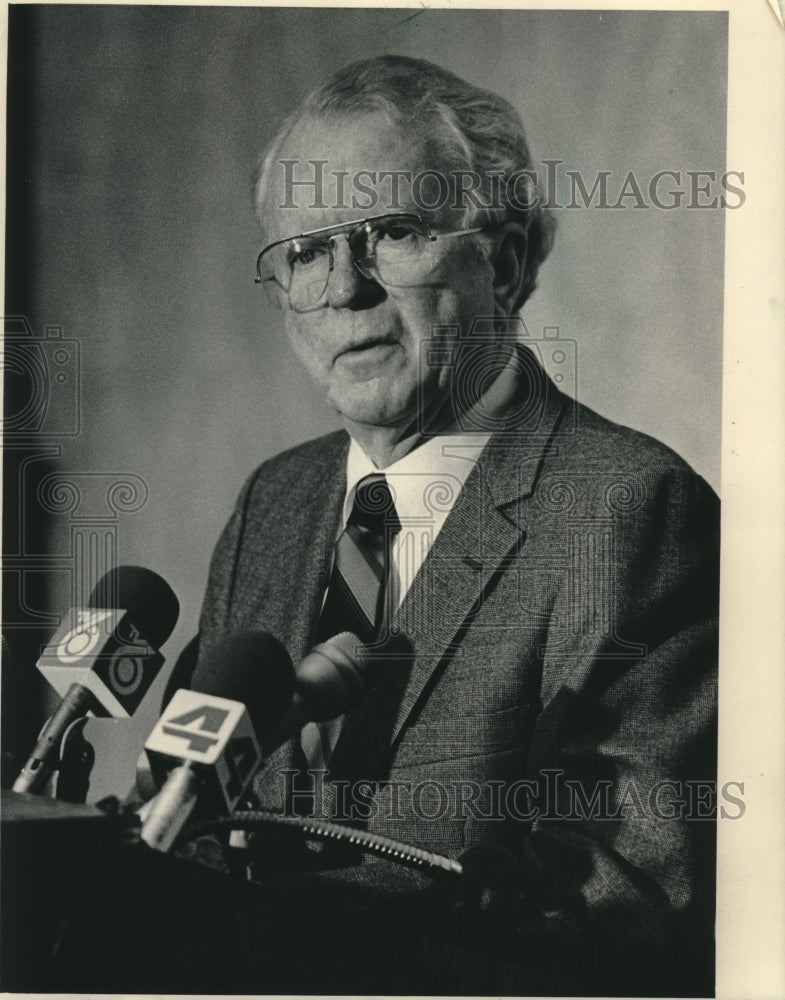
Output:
top-left (197, 369), bottom-right (719, 983)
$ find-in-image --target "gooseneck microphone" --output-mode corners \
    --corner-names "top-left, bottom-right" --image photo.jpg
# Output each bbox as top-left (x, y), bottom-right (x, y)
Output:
top-left (140, 631), bottom-right (296, 851)
top-left (13, 566), bottom-right (179, 795)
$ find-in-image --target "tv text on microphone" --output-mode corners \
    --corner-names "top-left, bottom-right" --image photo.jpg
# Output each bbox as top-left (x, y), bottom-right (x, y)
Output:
top-left (140, 631), bottom-right (295, 852)
top-left (139, 631), bottom-right (369, 852)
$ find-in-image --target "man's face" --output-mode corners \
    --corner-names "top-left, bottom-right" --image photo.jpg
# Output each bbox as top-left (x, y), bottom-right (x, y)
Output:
top-left (261, 112), bottom-right (499, 435)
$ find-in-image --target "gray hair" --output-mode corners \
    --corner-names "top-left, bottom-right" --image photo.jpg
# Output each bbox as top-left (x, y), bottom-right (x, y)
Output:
top-left (254, 55), bottom-right (555, 311)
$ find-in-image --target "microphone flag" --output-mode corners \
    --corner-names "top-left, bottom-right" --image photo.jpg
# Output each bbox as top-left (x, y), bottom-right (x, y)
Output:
top-left (36, 607), bottom-right (164, 719)
top-left (144, 689), bottom-right (262, 815)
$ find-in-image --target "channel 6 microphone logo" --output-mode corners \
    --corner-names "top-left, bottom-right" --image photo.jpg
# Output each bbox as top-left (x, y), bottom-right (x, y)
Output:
top-left (1, 316), bottom-right (80, 437)
top-left (37, 608), bottom-right (164, 717)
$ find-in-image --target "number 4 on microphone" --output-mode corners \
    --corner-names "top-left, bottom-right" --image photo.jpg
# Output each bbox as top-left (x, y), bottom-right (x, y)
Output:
top-left (144, 690), bottom-right (263, 812)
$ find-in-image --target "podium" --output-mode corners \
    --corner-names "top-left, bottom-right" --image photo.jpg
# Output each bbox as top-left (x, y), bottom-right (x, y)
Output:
top-left (0, 790), bottom-right (534, 995)
top-left (1, 790), bottom-right (713, 995)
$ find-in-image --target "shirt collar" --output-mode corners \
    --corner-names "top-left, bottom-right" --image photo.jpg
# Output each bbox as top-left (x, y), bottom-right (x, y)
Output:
top-left (343, 432), bottom-right (486, 528)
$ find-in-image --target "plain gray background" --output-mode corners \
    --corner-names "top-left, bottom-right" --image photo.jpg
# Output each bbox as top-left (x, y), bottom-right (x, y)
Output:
top-left (5, 6), bottom-right (727, 797)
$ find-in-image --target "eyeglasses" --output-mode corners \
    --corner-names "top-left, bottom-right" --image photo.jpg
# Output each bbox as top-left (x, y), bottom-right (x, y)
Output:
top-left (255, 213), bottom-right (484, 312)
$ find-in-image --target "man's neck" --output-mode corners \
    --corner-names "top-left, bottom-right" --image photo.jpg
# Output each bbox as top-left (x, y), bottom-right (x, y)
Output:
top-left (340, 421), bottom-right (425, 469)
top-left (342, 344), bottom-right (520, 469)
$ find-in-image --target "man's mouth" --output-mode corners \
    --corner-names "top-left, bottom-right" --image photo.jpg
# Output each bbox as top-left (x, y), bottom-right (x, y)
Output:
top-left (336, 337), bottom-right (397, 361)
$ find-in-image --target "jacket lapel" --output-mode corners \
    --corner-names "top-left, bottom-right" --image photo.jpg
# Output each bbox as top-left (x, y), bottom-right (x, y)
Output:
top-left (324, 460), bottom-right (534, 786)
top-left (388, 376), bottom-right (568, 745)
top-left (388, 475), bottom-right (525, 744)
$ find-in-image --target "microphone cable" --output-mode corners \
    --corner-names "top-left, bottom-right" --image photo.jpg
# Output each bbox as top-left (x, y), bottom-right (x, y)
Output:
top-left (174, 808), bottom-right (463, 877)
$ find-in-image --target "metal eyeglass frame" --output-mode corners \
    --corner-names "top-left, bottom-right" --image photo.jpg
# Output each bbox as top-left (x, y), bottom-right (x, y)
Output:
top-left (255, 212), bottom-right (484, 304)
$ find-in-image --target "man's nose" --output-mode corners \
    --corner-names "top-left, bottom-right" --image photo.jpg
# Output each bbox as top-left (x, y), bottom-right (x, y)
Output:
top-left (325, 237), bottom-right (384, 309)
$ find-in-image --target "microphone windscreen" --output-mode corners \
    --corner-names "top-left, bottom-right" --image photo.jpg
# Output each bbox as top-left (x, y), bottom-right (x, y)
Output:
top-left (191, 630), bottom-right (295, 739)
top-left (296, 631), bottom-right (367, 720)
top-left (323, 631), bottom-right (368, 674)
top-left (89, 566), bottom-right (179, 650)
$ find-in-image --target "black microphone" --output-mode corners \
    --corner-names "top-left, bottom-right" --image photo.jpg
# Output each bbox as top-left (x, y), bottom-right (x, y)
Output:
top-left (261, 631), bottom-right (369, 755)
top-left (13, 567), bottom-right (179, 795)
top-left (134, 631), bottom-right (370, 801)
top-left (140, 631), bottom-right (295, 851)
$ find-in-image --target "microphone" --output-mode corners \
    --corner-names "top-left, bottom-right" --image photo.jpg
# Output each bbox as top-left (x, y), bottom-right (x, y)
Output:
top-left (140, 631), bottom-right (295, 852)
top-left (13, 567), bottom-right (179, 796)
top-left (261, 631), bottom-right (368, 755)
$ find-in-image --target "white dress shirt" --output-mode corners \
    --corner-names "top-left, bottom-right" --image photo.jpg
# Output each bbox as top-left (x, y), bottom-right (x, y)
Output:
top-left (343, 432), bottom-right (490, 609)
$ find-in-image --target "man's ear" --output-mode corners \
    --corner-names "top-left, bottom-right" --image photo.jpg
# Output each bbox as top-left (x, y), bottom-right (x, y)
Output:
top-left (489, 223), bottom-right (528, 316)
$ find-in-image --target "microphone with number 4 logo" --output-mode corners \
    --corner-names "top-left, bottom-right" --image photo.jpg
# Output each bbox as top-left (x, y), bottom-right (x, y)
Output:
top-left (140, 631), bottom-right (295, 852)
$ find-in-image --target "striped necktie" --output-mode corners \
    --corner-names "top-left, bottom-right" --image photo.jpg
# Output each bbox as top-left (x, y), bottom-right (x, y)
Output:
top-left (315, 473), bottom-right (401, 645)
top-left (301, 474), bottom-right (400, 770)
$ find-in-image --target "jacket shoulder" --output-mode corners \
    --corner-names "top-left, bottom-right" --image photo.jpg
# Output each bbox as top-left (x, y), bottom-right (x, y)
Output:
top-left (240, 429), bottom-right (349, 501)
top-left (254, 429), bottom-right (349, 476)
top-left (199, 430), bottom-right (348, 643)
top-left (561, 397), bottom-right (714, 486)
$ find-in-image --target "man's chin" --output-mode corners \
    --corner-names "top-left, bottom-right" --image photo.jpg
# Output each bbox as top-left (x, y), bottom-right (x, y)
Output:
top-left (328, 386), bottom-right (417, 433)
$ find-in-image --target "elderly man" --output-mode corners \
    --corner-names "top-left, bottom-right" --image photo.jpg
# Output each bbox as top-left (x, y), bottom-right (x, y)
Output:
top-left (196, 55), bottom-right (718, 995)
